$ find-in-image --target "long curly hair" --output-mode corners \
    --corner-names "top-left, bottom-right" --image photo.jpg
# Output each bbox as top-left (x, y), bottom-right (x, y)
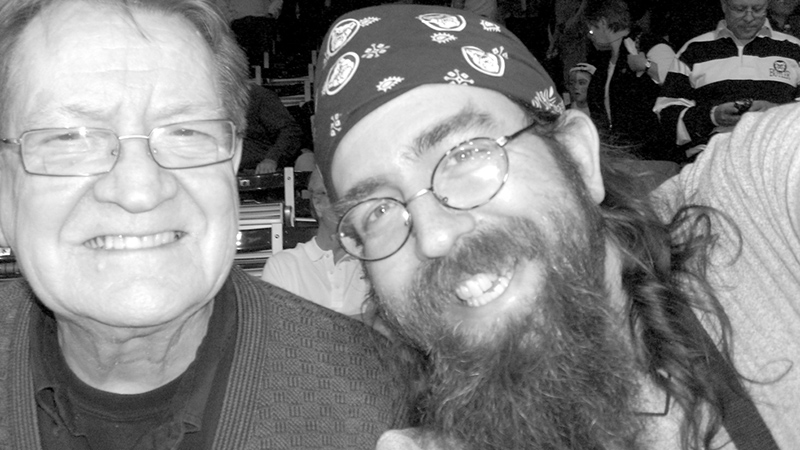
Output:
top-left (537, 104), bottom-right (740, 449)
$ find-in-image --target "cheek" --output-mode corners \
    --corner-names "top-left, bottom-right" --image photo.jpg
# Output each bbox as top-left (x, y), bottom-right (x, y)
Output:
top-left (191, 172), bottom-right (240, 262)
top-left (366, 254), bottom-right (417, 305)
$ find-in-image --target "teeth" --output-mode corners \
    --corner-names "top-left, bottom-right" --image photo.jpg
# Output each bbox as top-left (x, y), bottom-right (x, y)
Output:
top-left (455, 272), bottom-right (511, 307)
top-left (85, 231), bottom-right (184, 250)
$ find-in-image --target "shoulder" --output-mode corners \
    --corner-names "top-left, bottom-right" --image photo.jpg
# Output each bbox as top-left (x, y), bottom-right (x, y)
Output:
top-left (0, 279), bottom-right (34, 449)
top-left (768, 28), bottom-right (800, 46)
top-left (228, 267), bottom-right (415, 439)
top-left (261, 242), bottom-right (321, 277)
top-left (0, 279), bottom-right (34, 328)
top-left (232, 265), bottom-right (393, 357)
top-left (679, 30), bottom-right (721, 54)
top-left (263, 245), bottom-right (307, 266)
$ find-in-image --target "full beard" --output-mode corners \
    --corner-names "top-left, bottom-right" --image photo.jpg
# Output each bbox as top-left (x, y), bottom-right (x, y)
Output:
top-left (373, 211), bottom-right (645, 450)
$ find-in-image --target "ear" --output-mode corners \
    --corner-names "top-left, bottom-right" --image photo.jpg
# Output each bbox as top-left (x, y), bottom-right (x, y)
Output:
top-left (557, 109), bottom-right (605, 204)
top-left (232, 136), bottom-right (243, 174)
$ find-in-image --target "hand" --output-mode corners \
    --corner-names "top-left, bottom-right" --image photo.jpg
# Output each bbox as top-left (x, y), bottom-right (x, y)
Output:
top-left (255, 158), bottom-right (277, 174)
top-left (546, 25), bottom-right (559, 60)
top-left (713, 102), bottom-right (745, 127)
top-left (626, 53), bottom-right (649, 73)
top-left (748, 100), bottom-right (778, 112)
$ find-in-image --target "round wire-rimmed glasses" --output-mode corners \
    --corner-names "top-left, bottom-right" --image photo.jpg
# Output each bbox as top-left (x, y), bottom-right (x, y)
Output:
top-left (0, 119), bottom-right (237, 176)
top-left (337, 122), bottom-right (538, 261)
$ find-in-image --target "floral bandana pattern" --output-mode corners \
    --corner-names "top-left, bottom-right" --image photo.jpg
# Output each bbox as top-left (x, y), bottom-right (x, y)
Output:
top-left (314, 4), bottom-right (564, 192)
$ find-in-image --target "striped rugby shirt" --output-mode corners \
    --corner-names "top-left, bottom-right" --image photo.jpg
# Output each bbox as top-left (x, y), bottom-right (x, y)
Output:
top-left (654, 20), bottom-right (800, 147)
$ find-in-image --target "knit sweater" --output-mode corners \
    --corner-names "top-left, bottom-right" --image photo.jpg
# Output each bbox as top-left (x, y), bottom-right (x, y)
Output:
top-left (652, 103), bottom-right (800, 449)
top-left (0, 266), bottom-right (410, 449)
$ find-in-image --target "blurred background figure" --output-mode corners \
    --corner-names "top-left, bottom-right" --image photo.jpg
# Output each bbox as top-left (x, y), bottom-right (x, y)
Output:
top-left (770, 0), bottom-right (800, 38)
top-left (451, 0), bottom-right (499, 22)
top-left (261, 167), bottom-right (370, 318)
top-left (655, 0), bottom-right (800, 161)
top-left (567, 62), bottom-right (595, 116)
top-left (239, 82), bottom-right (304, 174)
top-left (584, 0), bottom-right (675, 160)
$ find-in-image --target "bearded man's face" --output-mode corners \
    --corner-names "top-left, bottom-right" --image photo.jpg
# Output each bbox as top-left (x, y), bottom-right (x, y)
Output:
top-left (332, 85), bottom-right (643, 449)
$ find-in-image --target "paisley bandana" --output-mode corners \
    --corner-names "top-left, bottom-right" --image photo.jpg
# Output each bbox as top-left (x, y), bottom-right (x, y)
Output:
top-left (313, 4), bottom-right (564, 192)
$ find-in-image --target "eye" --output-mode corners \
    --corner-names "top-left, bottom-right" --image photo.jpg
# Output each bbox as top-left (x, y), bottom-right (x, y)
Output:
top-left (365, 199), bottom-right (399, 226)
top-left (37, 129), bottom-right (104, 153)
top-left (168, 127), bottom-right (209, 138)
top-left (53, 131), bottom-right (83, 141)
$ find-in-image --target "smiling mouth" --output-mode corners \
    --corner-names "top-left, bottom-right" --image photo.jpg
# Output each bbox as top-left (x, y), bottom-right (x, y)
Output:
top-left (455, 270), bottom-right (513, 307)
top-left (84, 231), bottom-right (186, 250)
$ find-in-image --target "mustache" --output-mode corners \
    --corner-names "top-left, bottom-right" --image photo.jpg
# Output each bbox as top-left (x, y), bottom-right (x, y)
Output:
top-left (413, 217), bottom-right (547, 302)
top-left (373, 217), bottom-right (549, 348)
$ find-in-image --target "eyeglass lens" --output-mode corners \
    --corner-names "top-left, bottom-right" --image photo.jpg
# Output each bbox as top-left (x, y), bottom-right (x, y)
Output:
top-left (19, 120), bottom-right (234, 176)
top-left (338, 138), bottom-right (508, 261)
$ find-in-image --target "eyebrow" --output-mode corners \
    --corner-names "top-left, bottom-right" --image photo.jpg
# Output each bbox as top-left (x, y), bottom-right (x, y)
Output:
top-left (333, 106), bottom-right (498, 214)
top-left (411, 106), bottom-right (495, 159)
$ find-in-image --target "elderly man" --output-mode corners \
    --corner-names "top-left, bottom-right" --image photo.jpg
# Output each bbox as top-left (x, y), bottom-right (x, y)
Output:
top-left (0, 0), bottom-right (410, 448)
top-left (313, 4), bottom-right (785, 450)
top-left (262, 167), bottom-right (370, 318)
top-left (654, 0), bottom-right (800, 159)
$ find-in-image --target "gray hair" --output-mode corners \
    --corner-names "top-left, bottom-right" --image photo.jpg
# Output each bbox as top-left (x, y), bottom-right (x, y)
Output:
top-left (0, 0), bottom-right (250, 133)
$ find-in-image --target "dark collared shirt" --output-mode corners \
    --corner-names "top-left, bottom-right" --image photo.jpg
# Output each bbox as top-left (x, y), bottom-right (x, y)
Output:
top-left (31, 281), bottom-right (237, 450)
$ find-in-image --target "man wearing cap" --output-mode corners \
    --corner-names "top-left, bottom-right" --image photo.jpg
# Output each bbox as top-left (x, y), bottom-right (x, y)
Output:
top-left (313, 4), bottom-right (785, 450)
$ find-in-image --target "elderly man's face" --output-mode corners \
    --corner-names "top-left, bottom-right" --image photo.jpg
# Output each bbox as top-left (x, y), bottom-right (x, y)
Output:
top-left (308, 169), bottom-right (338, 229)
top-left (0, 2), bottom-right (241, 328)
top-left (723, 0), bottom-right (768, 40)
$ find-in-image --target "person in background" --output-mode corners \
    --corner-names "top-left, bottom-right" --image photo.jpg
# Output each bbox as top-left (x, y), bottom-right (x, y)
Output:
top-left (451, 0), bottom-right (499, 22)
top-left (313, 4), bottom-right (781, 449)
top-left (567, 62), bottom-right (595, 116)
top-left (239, 82), bottom-right (304, 174)
top-left (654, 0), bottom-right (800, 160)
top-left (584, 0), bottom-right (675, 160)
top-left (262, 167), bottom-right (370, 318)
top-left (769, 0), bottom-right (800, 38)
top-left (0, 0), bottom-right (411, 448)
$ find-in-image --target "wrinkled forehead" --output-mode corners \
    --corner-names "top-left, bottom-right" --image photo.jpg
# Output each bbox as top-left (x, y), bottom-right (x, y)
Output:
top-left (724, 0), bottom-right (768, 9)
top-left (8, 1), bottom-right (219, 123)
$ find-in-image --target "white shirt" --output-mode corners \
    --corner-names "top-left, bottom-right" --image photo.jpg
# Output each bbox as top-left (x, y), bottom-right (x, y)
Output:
top-left (261, 237), bottom-right (370, 316)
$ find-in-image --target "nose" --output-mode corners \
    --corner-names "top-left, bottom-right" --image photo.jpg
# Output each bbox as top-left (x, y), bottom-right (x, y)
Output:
top-left (407, 191), bottom-right (476, 260)
top-left (92, 137), bottom-right (178, 213)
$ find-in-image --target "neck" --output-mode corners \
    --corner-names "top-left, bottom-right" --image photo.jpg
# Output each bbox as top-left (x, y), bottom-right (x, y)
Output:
top-left (56, 300), bottom-right (214, 394)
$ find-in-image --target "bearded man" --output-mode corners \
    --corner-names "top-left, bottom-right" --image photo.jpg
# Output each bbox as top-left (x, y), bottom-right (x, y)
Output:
top-left (312, 5), bottom-right (781, 450)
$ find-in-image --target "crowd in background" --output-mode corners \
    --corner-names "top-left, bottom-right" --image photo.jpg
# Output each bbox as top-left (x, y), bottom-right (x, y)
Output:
top-left (227, 0), bottom-right (800, 170)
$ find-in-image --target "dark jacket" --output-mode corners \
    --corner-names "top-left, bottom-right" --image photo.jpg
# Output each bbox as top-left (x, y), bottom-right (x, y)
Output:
top-left (0, 267), bottom-right (411, 449)
top-left (588, 30), bottom-right (671, 160)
